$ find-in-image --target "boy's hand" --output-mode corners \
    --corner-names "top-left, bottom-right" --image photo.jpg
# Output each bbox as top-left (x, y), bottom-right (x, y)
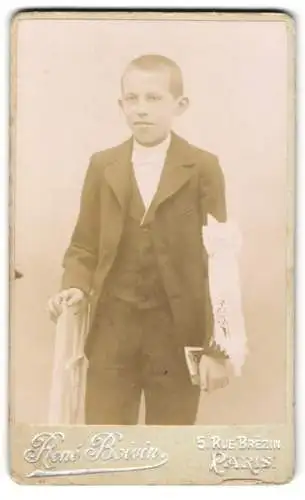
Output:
top-left (199, 355), bottom-right (231, 392)
top-left (47, 288), bottom-right (85, 322)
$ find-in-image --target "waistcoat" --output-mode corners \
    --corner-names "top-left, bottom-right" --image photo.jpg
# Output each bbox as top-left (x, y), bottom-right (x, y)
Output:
top-left (104, 170), bottom-right (167, 309)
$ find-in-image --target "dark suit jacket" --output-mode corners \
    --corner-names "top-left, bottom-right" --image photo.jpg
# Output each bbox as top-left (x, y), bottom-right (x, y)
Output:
top-left (62, 132), bottom-right (227, 350)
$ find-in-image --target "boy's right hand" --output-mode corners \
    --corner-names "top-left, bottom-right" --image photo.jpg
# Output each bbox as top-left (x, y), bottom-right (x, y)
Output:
top-left (47, 288), bottom-right (85, 322)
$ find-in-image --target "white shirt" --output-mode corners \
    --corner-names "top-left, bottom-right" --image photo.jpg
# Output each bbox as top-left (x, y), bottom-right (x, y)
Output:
top-left (132, 134), bottom-right (171, 211)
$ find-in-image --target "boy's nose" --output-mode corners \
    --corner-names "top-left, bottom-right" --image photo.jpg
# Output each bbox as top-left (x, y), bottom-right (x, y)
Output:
top-left (135, 100), bottom-right (149, 117)
top-left (136, 108), bottom-right (149, 118)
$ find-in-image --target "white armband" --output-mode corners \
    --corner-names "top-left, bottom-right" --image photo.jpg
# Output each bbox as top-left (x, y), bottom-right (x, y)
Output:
top-left (202, 215), bottom-right (248, 375)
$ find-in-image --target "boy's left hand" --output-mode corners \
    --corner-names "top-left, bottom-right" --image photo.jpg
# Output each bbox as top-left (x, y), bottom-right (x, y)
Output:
top-left (199, 355), bottom-right (232, 392)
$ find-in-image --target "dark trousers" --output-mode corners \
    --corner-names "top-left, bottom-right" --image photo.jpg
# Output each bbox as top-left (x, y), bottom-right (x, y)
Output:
top-left (85, 297), bottom-right (200, 425)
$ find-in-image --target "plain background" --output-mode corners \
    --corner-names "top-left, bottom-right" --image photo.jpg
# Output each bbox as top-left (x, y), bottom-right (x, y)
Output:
top-left (2, 3), bottom-right (303, 498)
top-left (12, 16), bottom-right (289, 425)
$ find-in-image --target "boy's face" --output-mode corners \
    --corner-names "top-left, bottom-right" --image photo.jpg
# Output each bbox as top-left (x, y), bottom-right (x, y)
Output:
top-left (119, 68), bottom-right (188, 146)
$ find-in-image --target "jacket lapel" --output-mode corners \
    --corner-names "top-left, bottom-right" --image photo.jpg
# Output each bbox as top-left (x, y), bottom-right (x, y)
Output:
top-left (143, 133), bottom-right (196, 224)
top-left (103, 138), bottom-right (133, 211)
top-left (103, 133), bottom-right (196, 221)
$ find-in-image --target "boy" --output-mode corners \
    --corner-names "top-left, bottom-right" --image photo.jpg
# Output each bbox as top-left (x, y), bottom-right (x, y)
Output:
top-left (48, 54), bottom-right (230, 425)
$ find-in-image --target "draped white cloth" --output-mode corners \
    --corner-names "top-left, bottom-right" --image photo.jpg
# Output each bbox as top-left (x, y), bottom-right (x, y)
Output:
top-left (48, 301), bottom-right (90, 424)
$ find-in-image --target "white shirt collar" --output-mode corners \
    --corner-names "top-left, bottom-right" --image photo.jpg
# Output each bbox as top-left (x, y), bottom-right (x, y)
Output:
top-left (132, 134), bottom-right (171, 163)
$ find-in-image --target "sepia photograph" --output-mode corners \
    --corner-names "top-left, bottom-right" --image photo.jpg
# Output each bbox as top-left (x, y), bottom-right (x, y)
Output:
top-left (10, 11), bottom-right (294, 484)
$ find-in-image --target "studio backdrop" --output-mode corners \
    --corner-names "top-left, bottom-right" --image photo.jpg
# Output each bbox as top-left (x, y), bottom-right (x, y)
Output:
top-left (12, 18), bottom-right (289, 424)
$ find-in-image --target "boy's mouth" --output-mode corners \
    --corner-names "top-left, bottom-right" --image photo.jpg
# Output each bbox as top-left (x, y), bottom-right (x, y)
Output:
top-left (133, 121), bottom-right (154, 127)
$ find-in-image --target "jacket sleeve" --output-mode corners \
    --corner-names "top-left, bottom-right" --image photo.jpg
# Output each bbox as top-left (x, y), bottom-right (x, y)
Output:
top-left (199, 155), bottom-right (229, 358)
top-left (61, 154), bottom-right (101, 294)
top-left (199, 155), bottom-right (227, 225)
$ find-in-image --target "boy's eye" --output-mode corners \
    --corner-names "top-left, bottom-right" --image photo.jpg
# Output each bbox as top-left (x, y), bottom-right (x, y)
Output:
top-left (125, 95), bottom-right (137, 102)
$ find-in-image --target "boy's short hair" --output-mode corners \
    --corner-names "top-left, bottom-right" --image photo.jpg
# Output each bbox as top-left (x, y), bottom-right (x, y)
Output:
top-left (122, 54), bottom-right (184, 97)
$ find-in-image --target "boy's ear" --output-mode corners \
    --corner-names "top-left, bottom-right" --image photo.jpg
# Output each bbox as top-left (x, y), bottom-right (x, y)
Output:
top-left (175, 96), bottom-right (189, 116)
top-left (118, 98), bottom-right (123, 110)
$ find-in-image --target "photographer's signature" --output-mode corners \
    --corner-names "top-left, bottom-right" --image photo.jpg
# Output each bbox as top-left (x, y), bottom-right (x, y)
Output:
top-left (24, 431), bottom-right (168, 477)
